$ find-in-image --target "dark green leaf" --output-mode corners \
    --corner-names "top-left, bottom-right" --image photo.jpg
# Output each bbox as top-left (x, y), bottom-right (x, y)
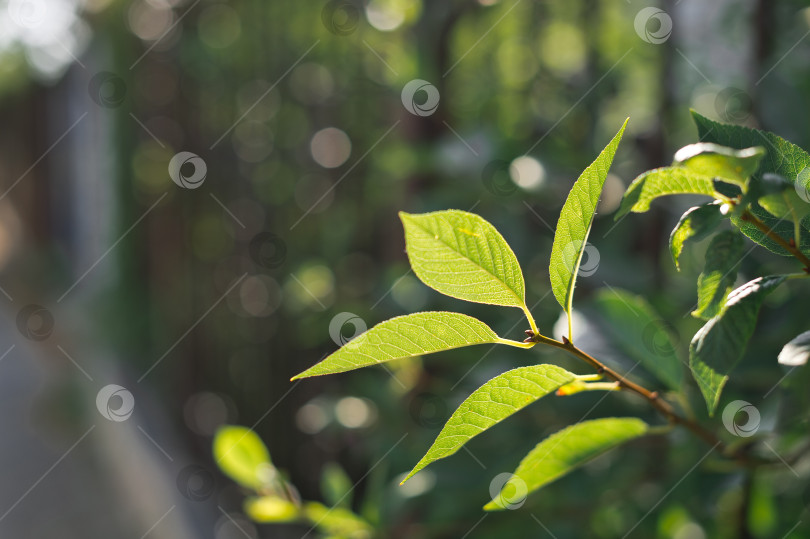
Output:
top-left (691, 111), bottom-right (810, 256)
top-left (729, 206), bottom-right (810, 256)
top-left (693, 230), bottom-right (745, 320)
top-left (669, 202), bottom-right (728, 270)
top-left (690, 275), bottom-right (787, 414)
top-left (592, 289), bottom-right (682, 390)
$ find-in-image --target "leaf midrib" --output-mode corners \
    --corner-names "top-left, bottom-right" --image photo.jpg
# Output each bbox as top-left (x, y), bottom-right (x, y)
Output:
top-left (410, 213), bottom-right (523, 305)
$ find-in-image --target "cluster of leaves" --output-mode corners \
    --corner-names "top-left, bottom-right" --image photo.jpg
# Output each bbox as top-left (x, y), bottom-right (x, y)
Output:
top-left (213, 425), bottom-right (372, 538)
top-left (618, 111), bottom-right (810, 413)
top-left (219, 112), bottom-right (810, 523)
top-left (293, 119), bottom-right (653, 509)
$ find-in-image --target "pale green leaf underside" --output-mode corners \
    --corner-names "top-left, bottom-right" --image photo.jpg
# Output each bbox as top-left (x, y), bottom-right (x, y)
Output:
top-left (693, 230), bottom-right (744, 320)
top-left (616, 167), bottom-right (718, 219)
top-left (689, 275), bottom-right (787, 415)
top-left (778, 330), bottom-right (810, 366)
top-left (400, 210), bottom-right (526, 308)
top-left (673, 143), bottom-right (765, 186)
top-left (592, 289), bottom-right (682, 390)
top-left (484, 417), bottom-right (648, 511)
top-left (759, 189), bottom-right (810, 223)
top-left (292, 312), bottom-right (499, 379)
top-left (669, 202), bottom-right (726, 270)
top-left (550, 119), bottom-right (628, 314)
top-left (403, 365), bottom-right (578, 483)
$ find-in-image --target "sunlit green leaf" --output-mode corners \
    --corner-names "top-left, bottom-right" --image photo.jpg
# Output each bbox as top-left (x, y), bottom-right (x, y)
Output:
top-left (673, 143), bottom-right (765, 187)
top-left (244, 496), bottom-right (299, 523)
top-left (399, 210), bottom-right (526, 308)
top-left (550, 119), bottom-right (628, 322)
top-left (616, 167), bottom-right (718, 219)
top-left (304, 502), bottom-right (372, 539)
top-left (591, 288), bottom-right (682, 390)
top-left (213, 425), bottom-right (273, 490)
top-left (693, 230), bottom-right (745, 320)
top-left (403, 365), bottom-right (578, 483)
top-left (669, 202), bottom-right (728, 270)
top-left (292, 312), bottom-right (501, 379)
top-left (778, 330), bottom-right (810, 366)
top-left (484, 418), bottom-right (648, 511)
top-left (690, 275), bottom-right (787, 414)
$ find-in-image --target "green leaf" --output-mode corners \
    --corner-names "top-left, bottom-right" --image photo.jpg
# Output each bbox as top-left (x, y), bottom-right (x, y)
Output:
top-left (550, 119), bottom-right (628, 323)
top-left (729, 207), bottom-right (810, 256)
top-left (214, 425), bottom-right (273, 490)
top-left (673, 143), bottom-right (765, 187)
top-left (244, 496), bottom-right (300, 523)
top-left (403, 365), bottom-right (578, 483)
top-left (321, 463), bottom-right (353, 509)
top-left (759, 189), bottom-right (810, 224)
top-left (691, 110), bottom-right (810, 256)
top-left (399, 210), bottom-right (526, 308)
top-left (591, 289), bottom-right (682, 391)
top-left (693, 230), bottom-right (745, 320)
top-left (616, 167), bottom-right (718, 219)
top-left (778, 330), bottom-right (810, 366)
top-left (292, 312), bottom-right (501, 379)
top-left (691, 111), bottom-right (810, 183)
top-left (690, 275), bottom-right (787, 414)
top-left (304, 502), bottom-right (373, 539)
top-left (484, 418), bottom-right (648, 511)
top-left (669, 202), bottom-right (728, 270)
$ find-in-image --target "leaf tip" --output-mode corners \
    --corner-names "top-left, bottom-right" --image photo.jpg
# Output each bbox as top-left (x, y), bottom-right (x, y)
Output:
top-left (290, 370), bottom-right (311, 381)
top-left (483, 501), bottom-right (502, 512)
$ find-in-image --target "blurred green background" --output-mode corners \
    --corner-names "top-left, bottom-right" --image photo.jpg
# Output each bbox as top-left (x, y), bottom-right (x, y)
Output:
top-left (0, 0), bottom-right (809, 537)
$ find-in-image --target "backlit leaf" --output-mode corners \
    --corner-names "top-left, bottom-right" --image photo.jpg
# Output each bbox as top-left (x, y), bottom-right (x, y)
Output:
top-left (550, 119), bottom-right (628, 323)
top-left (292, 312), bottom-right (501, 379)
top-left (400, 210), bottom-right (526, 308)
top-left (484, 418), bottom-right (648, 511)
top-left (403, 365), bottom-right (578, 483)
top-left (214, 425), bottom-right (273, 490)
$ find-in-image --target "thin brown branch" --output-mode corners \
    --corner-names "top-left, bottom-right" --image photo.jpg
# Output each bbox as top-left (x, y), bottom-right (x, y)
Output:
top-left (740, 210), bottom-right (810, 268)
top-left (527, 332), bottom-right (780, 466)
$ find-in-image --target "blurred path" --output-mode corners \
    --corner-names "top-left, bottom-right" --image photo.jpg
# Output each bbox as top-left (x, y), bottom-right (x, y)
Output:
top-left (0, 316), bottom-right (216, 538)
